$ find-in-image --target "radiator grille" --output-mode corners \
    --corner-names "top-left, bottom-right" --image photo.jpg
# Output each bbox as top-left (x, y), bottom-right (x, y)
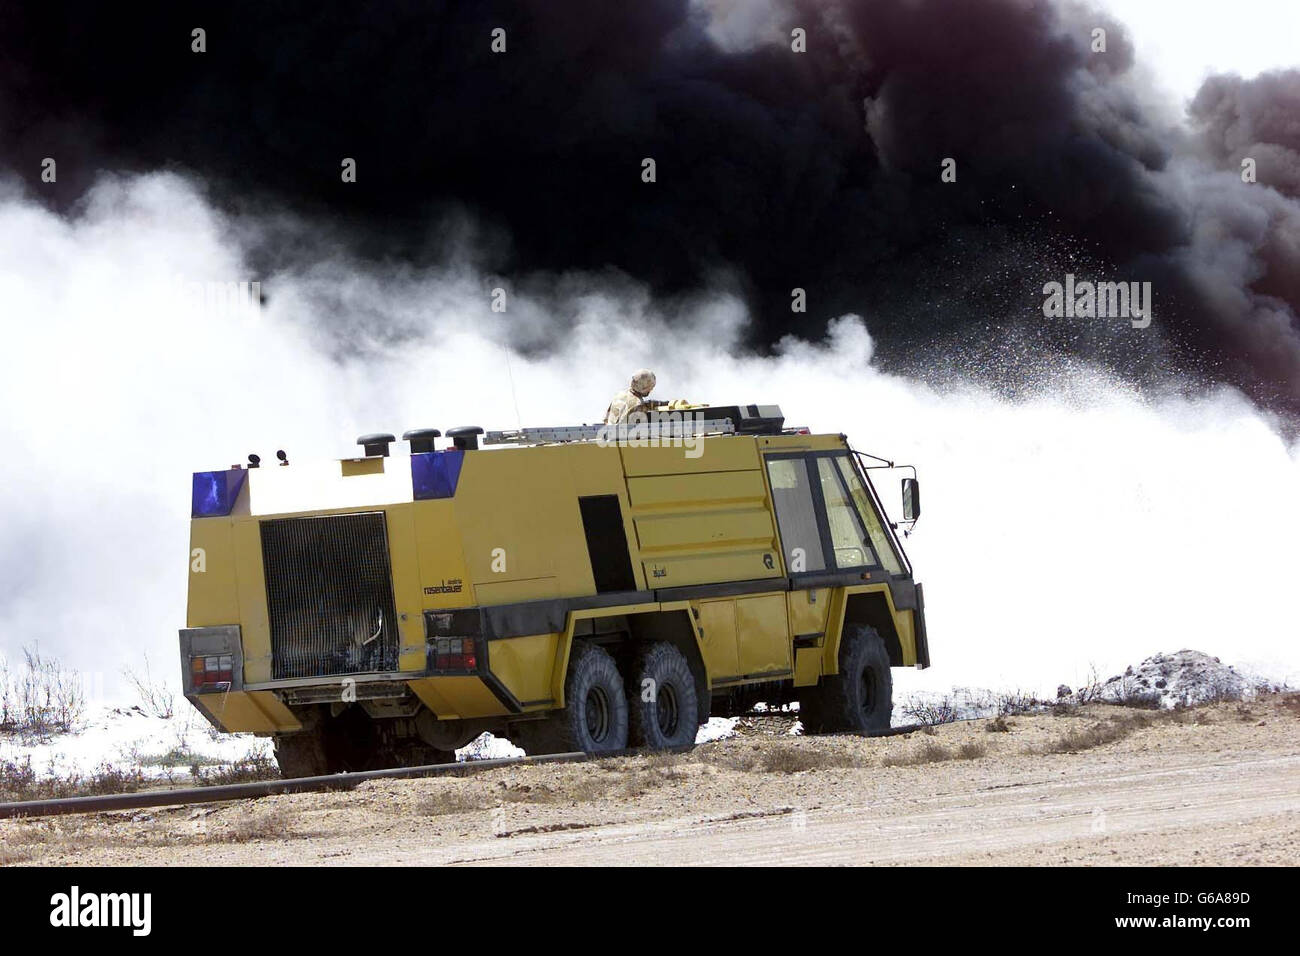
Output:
top-left (260, 512), bottom-right (400, 680)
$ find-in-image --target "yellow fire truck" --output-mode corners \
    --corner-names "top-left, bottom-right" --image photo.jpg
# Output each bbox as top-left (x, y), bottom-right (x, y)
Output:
top-left (180, 405), bottom-right (927, 776)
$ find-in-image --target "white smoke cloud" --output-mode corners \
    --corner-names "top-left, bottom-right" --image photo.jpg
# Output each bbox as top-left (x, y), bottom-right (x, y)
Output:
top-left (1, 173), bottom-right (1296, 705)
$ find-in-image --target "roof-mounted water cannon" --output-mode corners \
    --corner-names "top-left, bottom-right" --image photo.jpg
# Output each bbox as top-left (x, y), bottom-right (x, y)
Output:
top-left (357, 433), bottom-right (396, 457)
top-left (403, 428), bottom-right (441, 454)
top-left (446, 425), bottom-right (484, 451)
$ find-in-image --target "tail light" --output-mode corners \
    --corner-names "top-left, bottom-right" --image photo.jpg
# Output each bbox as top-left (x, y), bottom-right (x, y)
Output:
top-left (430, 637), bottom-right (477, 672)
top-left (191, 654), bottom-right (235, 690)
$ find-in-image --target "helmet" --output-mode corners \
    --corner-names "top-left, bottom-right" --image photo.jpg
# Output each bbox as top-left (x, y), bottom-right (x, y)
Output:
top-left (630, 368), bottom-right (657, 397)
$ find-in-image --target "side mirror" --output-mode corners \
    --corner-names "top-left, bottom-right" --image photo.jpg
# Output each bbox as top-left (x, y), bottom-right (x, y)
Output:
top-left (902, 477), bottom-right (921, 522)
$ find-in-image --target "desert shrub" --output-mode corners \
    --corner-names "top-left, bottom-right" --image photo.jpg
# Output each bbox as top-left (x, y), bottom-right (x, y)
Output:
top-left (901, 696), bottom-right (959, 726)
top-left (0, 647), bottom-right (86, 737)
top-left (122, 654), bottom-right (176, 720)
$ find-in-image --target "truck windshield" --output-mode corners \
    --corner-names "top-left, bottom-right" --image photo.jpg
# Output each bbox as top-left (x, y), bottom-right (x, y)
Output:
top-left (766, 451), bottom-right (907, 577)
top-left (814, 457), bottom-right (877, 569)
top-left (834, 455), bottom-right (904, 575)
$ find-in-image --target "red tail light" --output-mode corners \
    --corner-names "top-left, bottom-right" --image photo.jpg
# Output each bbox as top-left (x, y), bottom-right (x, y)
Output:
top-left (191, 654), bottom-right (234, 689)
top-left (431, 637), bottom-right (477, 671)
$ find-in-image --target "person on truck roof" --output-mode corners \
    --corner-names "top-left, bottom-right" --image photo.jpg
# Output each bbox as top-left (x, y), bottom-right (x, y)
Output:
top-left (605, 368), bottom-right (657, 424)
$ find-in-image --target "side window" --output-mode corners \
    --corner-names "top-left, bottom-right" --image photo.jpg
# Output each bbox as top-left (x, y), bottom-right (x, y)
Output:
top-left (834, 456), bottom-right (904, 575)
top-left (766, 459), bottom-right (826, 573)
top-left (815, 458), bottom-right (878, 569)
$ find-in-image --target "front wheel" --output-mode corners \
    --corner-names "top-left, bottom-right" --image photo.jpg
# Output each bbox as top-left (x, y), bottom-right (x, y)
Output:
top-left (799, 625), bottom-right (893, 734)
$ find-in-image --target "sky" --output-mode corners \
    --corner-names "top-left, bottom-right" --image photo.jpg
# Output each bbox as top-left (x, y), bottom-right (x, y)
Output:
top-left (1092, 0), bottom-right (1300, 105)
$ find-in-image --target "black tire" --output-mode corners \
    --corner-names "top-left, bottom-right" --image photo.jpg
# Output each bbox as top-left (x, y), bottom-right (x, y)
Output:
top-left (274, 731), bottom-right (328, 778)
top-left (627, 642), bottom-right (699, 749)
top-left (799, 625), bottom-right (893, 734)
top-left (514, 641), bottom-right (629, 755)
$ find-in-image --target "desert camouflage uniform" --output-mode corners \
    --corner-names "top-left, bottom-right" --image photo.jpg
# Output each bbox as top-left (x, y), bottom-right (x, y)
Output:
top-left (604, 369), bottom-right (657, 424)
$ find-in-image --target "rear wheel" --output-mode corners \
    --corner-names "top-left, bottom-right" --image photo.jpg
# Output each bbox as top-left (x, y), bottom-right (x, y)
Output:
top-left (627, 642), bottom-right (699, 749)
top-left (513, 642), bottom-right (628, 755)
top-left (273, 731), bottom-right (329, 778)
top-left (274, 707), bottom-right (459, 777)
top-left (799, 625), bottom-right (893, 734)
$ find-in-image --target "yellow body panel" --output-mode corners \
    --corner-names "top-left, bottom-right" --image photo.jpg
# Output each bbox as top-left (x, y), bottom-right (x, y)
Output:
top-left (626, 453), bottom-right (782, 589)
top-left (231, 518), bottom-right (273, 684)
top-left (695, 599), bottom-right (740, 681)
top-left (620, 441), bottom-right (759, 476)
top-left (787, 587), bottom-right (830, 639)
top-left (793, 647), bottom-right (822, 686)
top-left (488, 634), bottom-right (560, 707)
top-left (734, 593), bottom-right (792, 676)
top-left (626, 470), bottom-right (768, 508)
top-left (383, 504), bottom-right (427, 671)
top-left (407, 676), bottom-right (510, 719)
top-left (413, 500), bottom-right (472, 610)
top-left (186, 520), bottom-right (240, 626)
top-left (194, 691), bottom-right (301, 734)
top-left (454, 445), bottom-right (604, 600)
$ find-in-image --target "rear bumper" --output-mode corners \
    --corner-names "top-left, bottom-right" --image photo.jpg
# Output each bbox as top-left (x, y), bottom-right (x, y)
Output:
top-left (180, 624), bottom-right (533, 733)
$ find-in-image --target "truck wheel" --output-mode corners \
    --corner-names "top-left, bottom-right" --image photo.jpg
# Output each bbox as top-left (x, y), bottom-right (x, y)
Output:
top-left (274, 731), bottom-right (329, 778)
top-left (799, 625), bottom-right (893, 734)
top-left (627, 642), bottom-right (699, 749)
top-left (515, 641), bottom-right (629, 755)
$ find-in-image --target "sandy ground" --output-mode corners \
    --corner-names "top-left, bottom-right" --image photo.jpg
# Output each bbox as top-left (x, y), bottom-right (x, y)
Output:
top-left (4, 695), bottom-right (1298, 866)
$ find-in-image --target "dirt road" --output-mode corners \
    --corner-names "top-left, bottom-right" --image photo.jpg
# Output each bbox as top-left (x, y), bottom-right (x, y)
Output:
top-left (4, 696), bottom-right (1298, 866)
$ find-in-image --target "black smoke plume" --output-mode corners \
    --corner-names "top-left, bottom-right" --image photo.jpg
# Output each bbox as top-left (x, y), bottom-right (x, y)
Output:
top-left (2, 0), bottom-right (1298, 413)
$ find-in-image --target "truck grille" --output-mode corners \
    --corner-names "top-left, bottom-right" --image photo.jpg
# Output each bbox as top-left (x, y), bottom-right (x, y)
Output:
top-left (260, 512), bottom-right (401, 680)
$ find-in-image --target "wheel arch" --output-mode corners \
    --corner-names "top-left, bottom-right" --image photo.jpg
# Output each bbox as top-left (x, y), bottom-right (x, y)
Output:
top-left (826, 587), bottom-right (906, 673)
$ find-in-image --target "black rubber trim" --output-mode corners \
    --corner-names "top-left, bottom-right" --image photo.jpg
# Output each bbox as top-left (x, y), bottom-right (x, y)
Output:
top-left (654, 577), bottom-right (785, 602)
top-left (790, 571), bottom-right (872, 589)
top-left (913, 582), bottom-right (931, 670)
top-left (425, 608), bottom-right (484, 637)
top-left (888, 577), bottom-right (919, 611)
top-left (711, 669), bottom-right (794, 687)
top-left (425, 575), bottom-right (916, 643)
top-left (479, 668), bottom-right (524, 713)
top-left (793, 632), bottom-right (824, 648)
top-left (425, 591), bottom-right (655, 642)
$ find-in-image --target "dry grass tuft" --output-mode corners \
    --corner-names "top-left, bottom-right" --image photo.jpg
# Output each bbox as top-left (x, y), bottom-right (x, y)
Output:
top-left (882, 741), bottom-right (952, 767)
top-left (209, 807), bottom-right (295, 843)
top-left (1035, 712), bottom-right (1158, 755)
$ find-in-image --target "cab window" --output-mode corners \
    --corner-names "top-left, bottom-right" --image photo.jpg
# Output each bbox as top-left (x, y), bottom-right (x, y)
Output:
top-left (834, 455), bottom-right (904, 575)
top-left (766, 451), bottom-right (905, 577)
top-left (816, 457), bottom-right (877, 569)
top-left (766, 458), bottom-right (827, 573)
